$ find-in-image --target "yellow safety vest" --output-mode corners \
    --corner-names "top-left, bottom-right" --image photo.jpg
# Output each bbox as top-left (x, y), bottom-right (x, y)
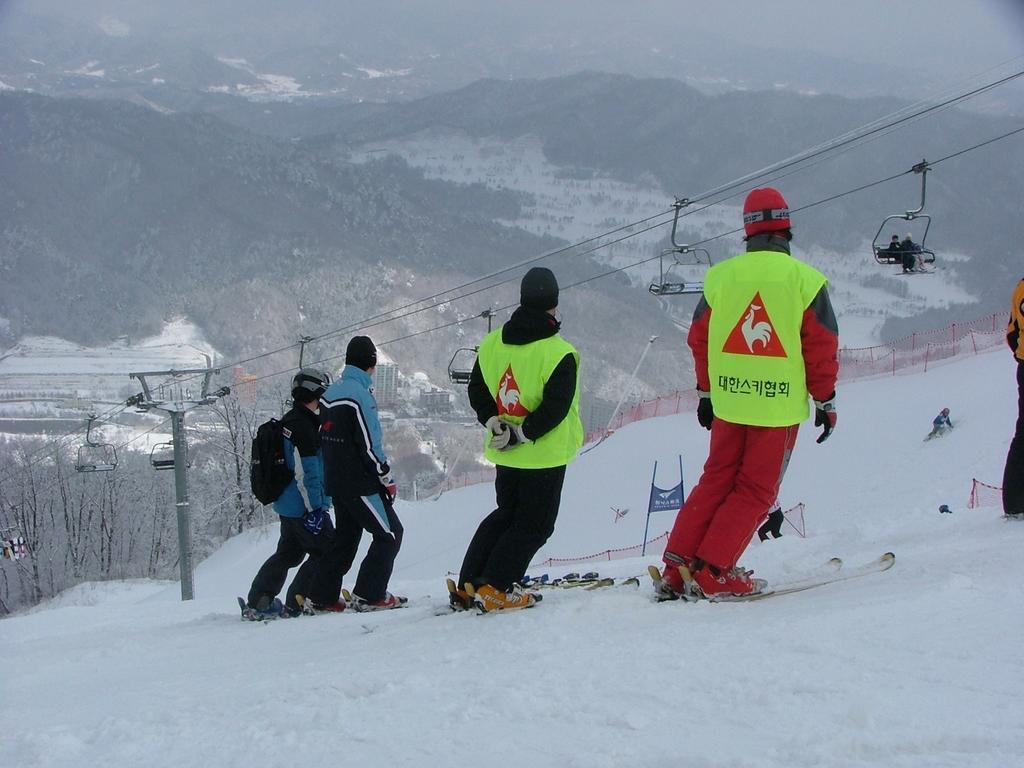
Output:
top-left (1010, 278), bottom-right (1024, 363)
top-left (704, 249), bottom-right (828, 426)
top-left (478, 330), bottom-right (583, 468)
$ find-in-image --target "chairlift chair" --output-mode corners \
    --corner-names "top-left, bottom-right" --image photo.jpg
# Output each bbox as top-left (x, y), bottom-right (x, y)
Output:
top-left (648, 198), bottom-right (712, 296)
top-left (871, 160), bottom-right (937, 268)
top-left (447, 309), bottom-right (496, 385)
top-left (447, 348), bottom-right (477, 385)
top-left (150, 442), bottom-right (177, 471)
top-left (648, 247), bottom-right (711, 296)
top-left (75, 415), bottom-right (117, 473)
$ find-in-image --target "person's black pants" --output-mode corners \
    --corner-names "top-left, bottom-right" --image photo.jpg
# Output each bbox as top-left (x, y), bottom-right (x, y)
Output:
top-left (319, 493), bottom-right (403, 603)
top-left (758, 508), bottom-right (784, 540)
top-left (459, 464), bottom-right (567, 591)
top-left (1004, 360), bottom-right (1024, 515)
top-left (248, 514), bottom-right (335, 611)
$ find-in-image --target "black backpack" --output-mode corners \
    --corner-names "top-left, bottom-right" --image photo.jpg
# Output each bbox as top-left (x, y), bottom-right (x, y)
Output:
top-left (250, 418), bottom-right (294, 505)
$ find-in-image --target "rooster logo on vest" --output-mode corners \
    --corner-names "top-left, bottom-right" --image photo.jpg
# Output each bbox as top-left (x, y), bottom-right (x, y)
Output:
top-left (497, 366), bottom-right (531, 418)
top-left (722, 292), bottom-right (787, 357)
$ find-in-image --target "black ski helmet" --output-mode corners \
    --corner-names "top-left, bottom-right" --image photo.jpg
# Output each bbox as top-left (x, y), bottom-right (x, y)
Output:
top-left (291, 368), bottom-right (330, 401)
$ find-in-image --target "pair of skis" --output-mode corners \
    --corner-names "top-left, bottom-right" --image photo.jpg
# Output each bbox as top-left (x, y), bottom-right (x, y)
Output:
top-left (523, 572), bottom-right (640, 591)
top-left (648, 552), bottom-right (895, 603)
top-left (237, 591), bottom-right (408, 621)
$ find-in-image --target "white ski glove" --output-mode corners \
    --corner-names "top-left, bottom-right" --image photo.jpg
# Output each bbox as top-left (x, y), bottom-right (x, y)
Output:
top-left (495, 420), bottom-right (530, 452)
top-left (487, 415), bottom-right (511, 451)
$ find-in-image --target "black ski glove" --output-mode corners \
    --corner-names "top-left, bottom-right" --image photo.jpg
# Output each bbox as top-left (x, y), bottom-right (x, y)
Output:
top-left (814, 393), bottom-right (837, 444)
top-left (697, 391), bottom-right (714, 431)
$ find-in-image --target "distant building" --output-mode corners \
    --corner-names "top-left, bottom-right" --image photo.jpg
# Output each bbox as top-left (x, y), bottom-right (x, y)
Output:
top-left (375, 362), bottom-right (399, 407)
top-left (421, 387), bottom-right (453, 415)
top-left (60, 397), bottom-right (93, 411)
top-left (232, 367), bottom-right (257, 404)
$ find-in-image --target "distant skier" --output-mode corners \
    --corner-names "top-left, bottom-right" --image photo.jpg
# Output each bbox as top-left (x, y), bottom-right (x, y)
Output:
top-left (757, 503), bottom-right (785, 541)
top-left (318, 337), bottom-right (406, 611)
top-left (243, 368), bottom-right (336, 620)
top-left (455, 267), bottom-right (583, 612)
top-left (656, 187), bottom-right (839, 599)
top-left (1004, 277), bottom-right (1024, 519)
top-left (925, 407), bottom-right (953, 440)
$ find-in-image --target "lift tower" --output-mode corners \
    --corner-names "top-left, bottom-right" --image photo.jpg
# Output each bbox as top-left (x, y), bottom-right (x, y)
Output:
top-left (127, 356), bottom-right (229, 601)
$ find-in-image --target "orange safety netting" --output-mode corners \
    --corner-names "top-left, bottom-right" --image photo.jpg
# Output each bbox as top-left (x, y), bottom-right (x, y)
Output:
top-left (528, 532), bottom-right (670, 568)
top-left (968, 478), bottom-right (1003, 509)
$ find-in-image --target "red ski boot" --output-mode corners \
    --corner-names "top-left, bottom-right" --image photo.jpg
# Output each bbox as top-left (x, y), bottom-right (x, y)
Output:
top-left (691, 563), bottom-right (767, 598)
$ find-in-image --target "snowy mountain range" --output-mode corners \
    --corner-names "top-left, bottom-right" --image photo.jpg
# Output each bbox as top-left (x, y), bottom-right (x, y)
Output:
top-left (2, 0), bottom-right (1021, 111)
top-left (3, 69), bottom-right (1020, 389)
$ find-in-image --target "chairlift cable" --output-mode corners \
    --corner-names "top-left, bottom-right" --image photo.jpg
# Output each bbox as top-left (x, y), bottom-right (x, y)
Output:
top-left (585, 68), bottom-right (1024, 259)
top-left (662, 68), bottom-right (1024, 230)
top-left (0, 400), bottom-right (133, 485)
top-left (928, 125), bottom-right (1024, 166)
top-left (681, 69), bottom-right (1024, 208)
top-left (164, 116), bottom-right (1024, 398)
top-left (24, 121), bottom-right (1024, 441)
top-left (163, 67), bottom-right (1024, 397)
top-left (173, 207), bottom-right (679, 378)
top-left (5, 75), bottom-right (1024, 485)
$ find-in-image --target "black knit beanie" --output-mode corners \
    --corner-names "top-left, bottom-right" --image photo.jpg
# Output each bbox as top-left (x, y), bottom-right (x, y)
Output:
top-left (520, 267), bottom-right (559, 311)
top-left (345, 335), bottom-right (377, 371)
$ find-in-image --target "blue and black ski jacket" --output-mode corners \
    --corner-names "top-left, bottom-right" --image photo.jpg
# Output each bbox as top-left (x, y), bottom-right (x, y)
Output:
top-left (320, 365), bottom-right (391, 499)
top-left (272, 404), bottom-right (328, 519)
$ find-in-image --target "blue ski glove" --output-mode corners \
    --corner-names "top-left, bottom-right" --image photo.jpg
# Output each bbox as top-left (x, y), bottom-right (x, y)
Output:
top-left (814, 393), bottom-right (837, 444)
top-left (303, 507), bottom-right (328, 535)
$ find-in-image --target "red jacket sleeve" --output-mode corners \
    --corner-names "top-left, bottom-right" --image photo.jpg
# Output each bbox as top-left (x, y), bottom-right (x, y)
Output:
top-left (801, 286), bottom-right (839, 402)
top-left (687, 297), bottom-right (711, 392)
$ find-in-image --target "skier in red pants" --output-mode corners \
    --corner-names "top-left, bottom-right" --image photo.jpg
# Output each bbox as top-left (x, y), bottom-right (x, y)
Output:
top-left (658, 187), bottom-right (839, 598)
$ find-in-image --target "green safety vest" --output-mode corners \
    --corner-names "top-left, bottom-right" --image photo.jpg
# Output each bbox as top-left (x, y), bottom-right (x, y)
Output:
top-left (703, 249), bottom-right (828, 426)
top-left (478, 330), bottom-right (583, 468)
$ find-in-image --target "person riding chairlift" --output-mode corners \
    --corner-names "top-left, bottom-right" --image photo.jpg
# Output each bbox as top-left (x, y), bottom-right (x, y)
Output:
top-left (901, 232), bottom-right (922, 273)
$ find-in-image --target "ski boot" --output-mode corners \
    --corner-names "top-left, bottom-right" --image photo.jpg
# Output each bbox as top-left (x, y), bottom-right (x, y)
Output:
top-left (689, 562), bottom-right (768, 599)
top-left (238, 596), bottom-right (285, 621)
top-left (470, 582), bottom-right (540, 613)
top-left (347, 591), bottom-right (408, 612)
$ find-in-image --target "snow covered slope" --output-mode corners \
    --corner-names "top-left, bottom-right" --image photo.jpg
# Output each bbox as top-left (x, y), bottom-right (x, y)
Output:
top-left (2, 347), bottom-right (1022, 768)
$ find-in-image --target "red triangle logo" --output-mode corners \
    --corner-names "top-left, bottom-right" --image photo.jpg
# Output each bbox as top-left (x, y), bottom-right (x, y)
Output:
top-left (496, 365), bottom-right (531, 418)
top-left (722, 292), bottom-right (787, 357)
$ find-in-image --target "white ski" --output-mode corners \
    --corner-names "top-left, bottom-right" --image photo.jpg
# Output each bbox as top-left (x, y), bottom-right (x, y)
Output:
top-left (709, 552), bottom-right (894, 602)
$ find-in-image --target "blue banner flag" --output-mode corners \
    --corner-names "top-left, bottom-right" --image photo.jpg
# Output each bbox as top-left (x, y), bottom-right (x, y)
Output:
top-left (642, 457), bottom-right (684, 555)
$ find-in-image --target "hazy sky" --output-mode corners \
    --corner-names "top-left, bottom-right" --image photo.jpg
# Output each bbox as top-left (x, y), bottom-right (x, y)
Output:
top-left (695, 0), bottom-right (1023, 75)
top-left (2, 0), bottom-right (1022, 103)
